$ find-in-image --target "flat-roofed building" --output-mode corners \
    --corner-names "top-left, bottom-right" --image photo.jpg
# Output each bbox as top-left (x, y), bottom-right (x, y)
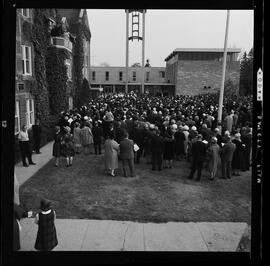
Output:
top-left (90, 66), bottom-right (175, 96)
top-left (165, 48), bottom-right (241, 95)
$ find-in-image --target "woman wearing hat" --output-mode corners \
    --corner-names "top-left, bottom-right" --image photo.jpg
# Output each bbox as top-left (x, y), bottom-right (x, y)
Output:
top-left (34, 199), bottom-right (58, 251)
top-left (206, 137), bottom-right (220, 180)
top-left (62, 126), bottom-right (75, 167)
top-left (232, 133), bottom-right (245, 176)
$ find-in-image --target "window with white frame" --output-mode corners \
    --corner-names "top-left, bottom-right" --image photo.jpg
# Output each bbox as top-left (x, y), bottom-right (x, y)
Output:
top-left (21, 45), bottom-right (32, 75)
top-left (65, 59), bottom-right (72, 80)
top-left (21, 9), bottom-right (30, 18)
top-left (69, 96), bottom-right (73, 110)
top-left (15, 101), bottom-right (20, 134)
top-left (26, 99), bottom-right (35, 128)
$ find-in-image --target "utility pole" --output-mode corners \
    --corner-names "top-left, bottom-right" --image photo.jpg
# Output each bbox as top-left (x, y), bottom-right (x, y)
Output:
top-left (141, 10), bottom-right (146, 94)
top-left (125, 10), bottom-right (129, 93)
top-left (218, 10), bottom-right (230, 126)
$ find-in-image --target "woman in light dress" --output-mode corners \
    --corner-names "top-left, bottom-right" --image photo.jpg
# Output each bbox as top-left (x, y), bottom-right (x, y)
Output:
top-left (104, 131), bottom-right (119, 176)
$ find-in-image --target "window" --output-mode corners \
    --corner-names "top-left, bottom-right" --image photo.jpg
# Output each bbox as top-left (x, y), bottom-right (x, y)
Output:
top-left (105, 71), bottom-right (109, 81)
top-left (146, 71), bottom-right (150, 82)
top-left (119, 72), bottom-right (123, 81)
top-left (132, 71), bottom-right (136, 81)
top-left (15, 101), bottom-right (20, 134)
top-left (21, 9), bottom-right (30, 18)
top-left (65, 59), bottom-right (72, 80)
top-left (159, 71), bottom-right (165, 78)
top-left (18, 83), bottom-right (24, 90)
top-left (21, 45), bottom-right (32, 75)
top-left (26, 99), bottom-right (34, 128)
top-left (92, 71), bottom-right (96, 81)
top-left (69, 97), bottom-right (73, 110)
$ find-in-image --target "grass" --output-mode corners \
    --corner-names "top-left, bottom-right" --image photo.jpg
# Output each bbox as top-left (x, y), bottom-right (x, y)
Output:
top-left (20, 151), bottom-right (251, 224)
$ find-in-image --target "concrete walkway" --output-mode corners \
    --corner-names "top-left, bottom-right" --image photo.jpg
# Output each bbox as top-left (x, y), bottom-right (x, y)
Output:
top-left (15, 141), bottom-right (54, 185)
top-left (19, 218), bottom-right (247, 251)
top-left (15, 141), bottom-right (248, 252)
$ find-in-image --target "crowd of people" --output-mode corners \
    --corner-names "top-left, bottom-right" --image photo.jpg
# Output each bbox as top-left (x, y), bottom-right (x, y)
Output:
top-left (51, 92), bottom-right (252, 181)
top-left (15, 92), bottom-right (252, 251)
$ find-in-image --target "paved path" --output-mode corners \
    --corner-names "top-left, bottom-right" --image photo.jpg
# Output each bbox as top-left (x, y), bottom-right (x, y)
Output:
top-left (19, 218), bottom-right (247, 251)
top-left (15, 141), bottom-right (54, 185)
top-left (15, 141), bottom-right (249, 252)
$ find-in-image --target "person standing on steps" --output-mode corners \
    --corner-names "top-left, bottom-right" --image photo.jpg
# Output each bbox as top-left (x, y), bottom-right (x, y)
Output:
top-left (18, 125), bottom-right (36, 167)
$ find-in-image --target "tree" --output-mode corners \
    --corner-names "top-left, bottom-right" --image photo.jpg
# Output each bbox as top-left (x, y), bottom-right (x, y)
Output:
top-left (224, 79), bottom-right (238, 97)
top-left (131, 62), bottom-right (141, 67)
top-left (239, 48), bottom-right (253, 96)
top-left (99, 62), bottom-right (110, 67)
top-left (76, 78), bottom-right (91, 107)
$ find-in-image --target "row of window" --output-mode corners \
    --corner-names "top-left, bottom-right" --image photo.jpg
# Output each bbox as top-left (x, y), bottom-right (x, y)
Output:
top-left (91, 71), bottom-right (165, 81)
top-left (20, 8), bottom-right (30, 18)
top-left (15, 99), bottom-right (35, 134)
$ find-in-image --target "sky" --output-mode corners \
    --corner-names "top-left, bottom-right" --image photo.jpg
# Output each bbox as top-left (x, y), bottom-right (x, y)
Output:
top-left (87, 9), bottom-right (254, 67)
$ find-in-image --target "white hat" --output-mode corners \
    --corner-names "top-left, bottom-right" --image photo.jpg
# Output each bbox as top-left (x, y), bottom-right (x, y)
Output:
top-left (191, 126), bottom-right (197, 131)
top-left (84, 116), bottom-right (88, 120)
top-left (183, 125), bottom-right (189, 131)
top-left (235, 133), bottom-right (241, 138)
top-left (149, 124), bottom-right (155, 129)
top-left (171, 124), bottom-right (177, 130)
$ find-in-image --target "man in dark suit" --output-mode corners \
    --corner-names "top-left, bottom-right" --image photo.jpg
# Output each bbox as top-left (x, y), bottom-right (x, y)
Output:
top-left (130, 122), bottom-right (144, 164)
top-left (92, 121), bottom-right (103, 155)
top-left (220, 136), bottom-right (236, 179)
top-left (119, 132), bottom-right (135, 177)
top-left (150, 130), bottom-right (164, 171)
top-left (188, 134), bottom-right (207, 181)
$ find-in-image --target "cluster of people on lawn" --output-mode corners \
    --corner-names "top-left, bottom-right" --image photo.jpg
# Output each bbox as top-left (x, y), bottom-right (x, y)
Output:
top-left (50, 92), bottom-right (252, 181)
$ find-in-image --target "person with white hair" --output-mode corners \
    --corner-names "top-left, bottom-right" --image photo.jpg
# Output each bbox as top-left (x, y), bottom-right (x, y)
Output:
top-left (182, 125), bottom-right (189, 158)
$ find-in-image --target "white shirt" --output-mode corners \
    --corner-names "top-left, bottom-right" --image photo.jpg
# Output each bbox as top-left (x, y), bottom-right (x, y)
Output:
top-left (18, 130), bottom-right (29, 141)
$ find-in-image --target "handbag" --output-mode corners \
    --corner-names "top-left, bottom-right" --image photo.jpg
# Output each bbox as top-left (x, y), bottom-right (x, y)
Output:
top-left (134, 143), bottom-right (140, 152)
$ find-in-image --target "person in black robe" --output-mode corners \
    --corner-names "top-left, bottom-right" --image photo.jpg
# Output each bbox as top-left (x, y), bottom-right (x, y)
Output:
top-left (32, 119), bottom-right (42, 154)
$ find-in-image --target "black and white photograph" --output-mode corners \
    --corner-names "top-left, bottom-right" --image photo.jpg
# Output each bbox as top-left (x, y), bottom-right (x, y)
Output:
top-left (1, 0), bottom-right (264, 264)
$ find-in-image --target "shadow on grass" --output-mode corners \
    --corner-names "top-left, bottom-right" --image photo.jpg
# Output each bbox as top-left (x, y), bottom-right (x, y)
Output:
top-left (20, 152), bottom-right (251, 224)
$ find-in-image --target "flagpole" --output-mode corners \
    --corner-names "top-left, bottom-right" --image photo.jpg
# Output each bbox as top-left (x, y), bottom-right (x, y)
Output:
top-left (218, 10), bottom-right (230, 128)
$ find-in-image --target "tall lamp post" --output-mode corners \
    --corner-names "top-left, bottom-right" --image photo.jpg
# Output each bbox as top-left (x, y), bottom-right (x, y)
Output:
top-left (218, 10), bottom-right (230, 130)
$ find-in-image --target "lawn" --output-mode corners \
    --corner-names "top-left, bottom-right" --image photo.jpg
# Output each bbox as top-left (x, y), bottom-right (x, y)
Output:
top-left (20, 151), bottom-right (251, 224)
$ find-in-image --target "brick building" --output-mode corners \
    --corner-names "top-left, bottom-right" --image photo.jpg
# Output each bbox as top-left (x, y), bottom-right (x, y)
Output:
top-left (15, 8), bottom-right (91, 136)
top-left (164, 48), bottom-right (241, 95)
top-left (15, 9), bottom-right (91, 162)
top-left (90, 66), bottom-right (174, 96)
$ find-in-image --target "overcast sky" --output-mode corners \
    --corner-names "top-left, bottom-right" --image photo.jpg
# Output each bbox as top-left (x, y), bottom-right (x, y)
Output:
top-left (87, 9), bottom-right (253, 67)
